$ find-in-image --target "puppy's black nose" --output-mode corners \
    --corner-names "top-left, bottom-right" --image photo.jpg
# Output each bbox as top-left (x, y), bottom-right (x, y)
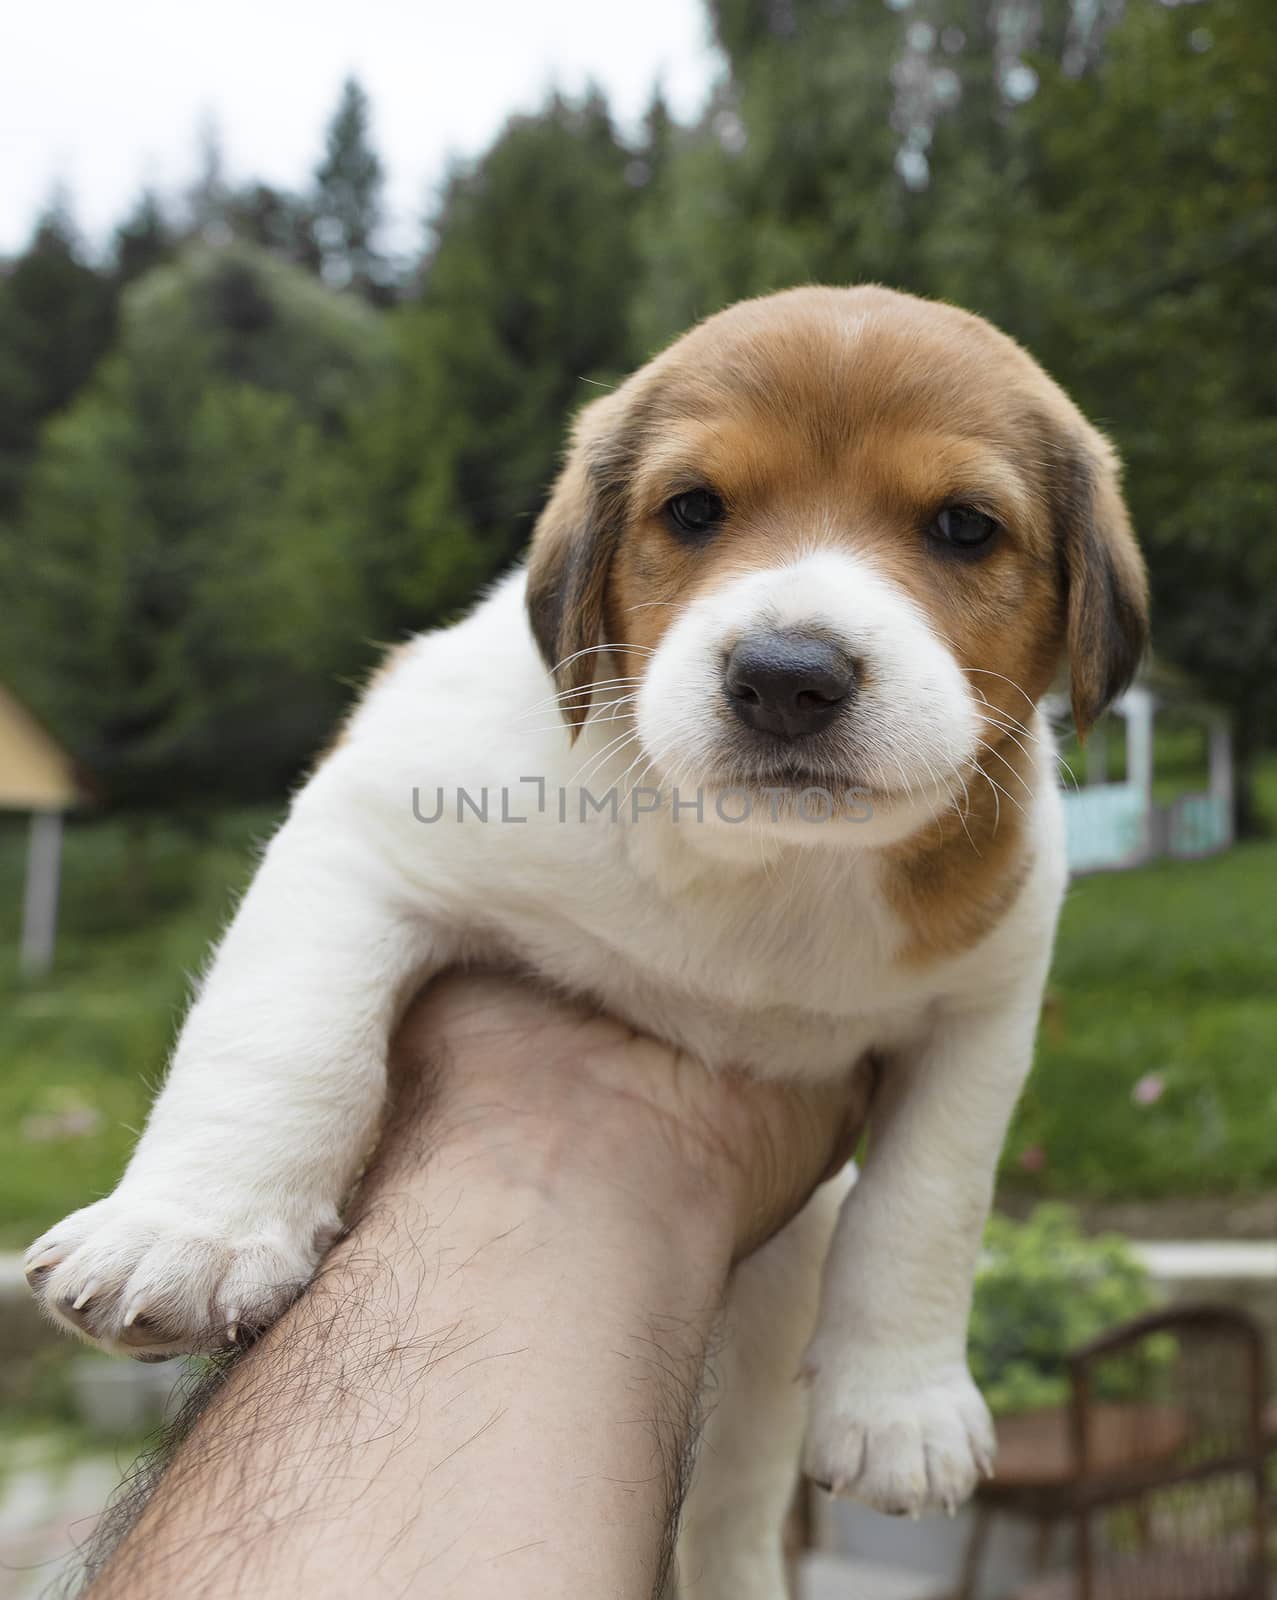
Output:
top-left (724, 631), bottom-right (856, 740)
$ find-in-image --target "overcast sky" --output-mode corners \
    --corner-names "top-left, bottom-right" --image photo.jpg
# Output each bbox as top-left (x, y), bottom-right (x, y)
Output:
top-left (1, 0), bottom-right (722, 258)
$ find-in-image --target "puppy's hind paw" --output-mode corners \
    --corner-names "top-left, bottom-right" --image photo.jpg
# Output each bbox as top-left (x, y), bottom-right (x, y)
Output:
top-left (803, 1354), bottom-right (994, 1519)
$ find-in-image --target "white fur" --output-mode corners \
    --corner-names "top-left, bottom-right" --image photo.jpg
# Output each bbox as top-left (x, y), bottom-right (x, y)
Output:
top-left (26, 555), bottom-right (1067, 1596)
top-left (638, 548), bottom-right (980, 851)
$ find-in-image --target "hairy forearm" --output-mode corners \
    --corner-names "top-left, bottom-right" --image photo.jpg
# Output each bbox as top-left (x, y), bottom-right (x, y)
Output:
top-left (85, 1007), bottom-right (736, 1600)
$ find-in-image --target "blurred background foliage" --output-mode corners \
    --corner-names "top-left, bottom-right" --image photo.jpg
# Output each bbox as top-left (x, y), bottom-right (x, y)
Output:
top-left (2, 0), bottom-right (1274, 819)
top-left (969, 1205), bottom-right (1165, 1415)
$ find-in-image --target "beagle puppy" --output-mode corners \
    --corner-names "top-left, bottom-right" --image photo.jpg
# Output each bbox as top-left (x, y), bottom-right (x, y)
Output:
top-left (26, 286), bottom-right (1147, 1597)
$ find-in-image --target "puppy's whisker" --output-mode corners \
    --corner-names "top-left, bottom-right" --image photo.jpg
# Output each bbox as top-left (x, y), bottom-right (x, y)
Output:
top-left (526, 674), bottom-right (647, 706)
top-left (615, 743), bottom-right (657, 800)
top-left (969, 687), bottom-right (1037, 743)
top-left (549, 642), bottom-right (655, 677)
top-left (979, 729), bottom-right (1036, 784)
top-left (973, 752), bottom-right (1029, 823)
top-left (976, 717), bottom-right (1040, 779)
top-left (913, 747), bottom-right (969, 851)
top-left (520, 698), bottom-right (642, 736)
top-left (974, 733), bottom-right (1036, 792)
top-left (1055, 757), bottom-right (1081, 793)
top-left (568, 724), bottom-right (641, 791)
top-left (964, 667), bottom-right (1037, 713)
top-left (539, 674), bottom-right (646, 698)
top-left (980, 710), bottom-right (1038, 749)
top-left (517, 677), bottom-right (646, 719)
top-left (981, 764), bottom-right (1002, 835)
top-left (972, 752), bottom-right (1034, 803)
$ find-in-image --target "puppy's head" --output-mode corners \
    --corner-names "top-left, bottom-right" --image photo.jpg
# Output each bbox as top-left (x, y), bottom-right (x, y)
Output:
top-left (527, 287), bottom-right (1147, 836)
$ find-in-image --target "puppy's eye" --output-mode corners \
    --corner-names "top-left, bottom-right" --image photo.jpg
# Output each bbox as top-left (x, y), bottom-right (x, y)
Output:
top-left (930, 504), bottom-right (999, 551)
top-left (665, 488), bottom-right (725, 538)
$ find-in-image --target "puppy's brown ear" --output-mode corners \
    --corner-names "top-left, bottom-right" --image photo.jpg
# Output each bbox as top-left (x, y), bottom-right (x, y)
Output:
top-left (526, 391), bottom-right (631, 740)
top-left (1054, 430), bottom-right (1149, 738)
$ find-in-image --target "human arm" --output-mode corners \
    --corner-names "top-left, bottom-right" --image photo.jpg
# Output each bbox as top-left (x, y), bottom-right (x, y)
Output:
top-left (84, 972), bottom-right (866, 1600)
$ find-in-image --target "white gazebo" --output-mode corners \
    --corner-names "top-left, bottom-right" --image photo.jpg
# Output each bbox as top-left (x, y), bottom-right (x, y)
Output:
top-left (1048, 664), bottom-right (1233, 875)
top-left (0, 685), bottom-right (84, 976)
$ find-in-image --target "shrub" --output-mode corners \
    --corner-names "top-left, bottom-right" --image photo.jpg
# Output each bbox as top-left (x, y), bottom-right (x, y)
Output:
top-left (970, 1204), bottom-right (1163, 1416)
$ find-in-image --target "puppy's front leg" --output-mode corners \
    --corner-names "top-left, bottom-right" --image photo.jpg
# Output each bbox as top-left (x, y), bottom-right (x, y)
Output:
top-left (25, 795), bottom-right (442, 1359)
top-left (803, 993), bottom-right (1041, 1516)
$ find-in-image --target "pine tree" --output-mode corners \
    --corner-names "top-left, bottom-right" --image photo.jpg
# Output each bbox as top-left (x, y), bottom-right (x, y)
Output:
top-left (1013, 0), bottom-right (1277, 829)
top-left (638, 86), bottom-right (675, 188)
top-left (0, 245), bottom-right (391, 805)
top-left (313, 77), bottom-right (389, 300)
top-left (223, 183), bottom-right (322, 274)
top-left (113, 190), bottom-right (177, 287)
top-left (358, 91), bottom-right (640, 633)
top-left (187, 117), bottom-right (231, 241)
top-left (630, 0), bottom-right (916, 350)
top-left (0, 198), bottom-right (115, 513)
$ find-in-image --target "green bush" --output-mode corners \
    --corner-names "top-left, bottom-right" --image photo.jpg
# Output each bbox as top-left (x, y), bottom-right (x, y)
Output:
top-left (970, 1205), bottom-right (1163, 1416)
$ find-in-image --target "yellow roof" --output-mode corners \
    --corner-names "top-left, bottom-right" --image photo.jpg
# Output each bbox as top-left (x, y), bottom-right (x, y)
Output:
top-left (0, 685), bottom-right (81, 810)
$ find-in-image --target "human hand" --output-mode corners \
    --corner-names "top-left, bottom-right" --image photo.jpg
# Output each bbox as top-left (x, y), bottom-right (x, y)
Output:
top-left (385, 970), bottom-right (873, 1263)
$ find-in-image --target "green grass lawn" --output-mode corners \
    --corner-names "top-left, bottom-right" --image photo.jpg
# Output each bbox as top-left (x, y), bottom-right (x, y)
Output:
top-left (0, 808), bottom-right (280, 1246)
top-left (1, 797), bottom-right (1275, 1246)
top-left (1002, 835), bottom-right (1277, 1199)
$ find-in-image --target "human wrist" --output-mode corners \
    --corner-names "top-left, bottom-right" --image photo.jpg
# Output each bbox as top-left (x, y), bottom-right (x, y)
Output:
top-left (403, 1077), bottom-right (738, 1301)
top-left (383, 970), bottom-right (866, 1268)
top-left (382, 981), bottom-right (742, 1271)
top-left (329, 1017), bottom-right (731, 1599)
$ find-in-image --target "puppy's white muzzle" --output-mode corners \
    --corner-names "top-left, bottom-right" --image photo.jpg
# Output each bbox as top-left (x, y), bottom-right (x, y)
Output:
top-left (636, 550), bottom-right (979, 844)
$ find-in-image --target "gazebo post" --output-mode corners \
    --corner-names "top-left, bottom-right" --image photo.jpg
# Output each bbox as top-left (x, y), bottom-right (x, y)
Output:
top-left (1123, 687), bottom-right (1156, 861)
top-left (20, 808), bottom-right (64, 978)
top-left (1051, 670), bottom-right (1235, 874)
top-left (1209, 713), bottom-right (1235, 846)
top-left (2, 685), bottom-right (82, 955)
top-left (1126, 688), bottom-right (1156, 802)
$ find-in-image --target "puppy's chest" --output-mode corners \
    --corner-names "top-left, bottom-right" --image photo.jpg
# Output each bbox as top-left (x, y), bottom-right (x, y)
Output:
top-left (470, 851), bottom-right (930, 1079)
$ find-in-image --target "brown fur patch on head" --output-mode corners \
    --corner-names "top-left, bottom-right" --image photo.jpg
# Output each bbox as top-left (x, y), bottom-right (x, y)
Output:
top-left (525, 288), bottom-right (1148, 963)
top-left (523, 285), bottom-right (1150, 958)
top-left (529, 287), bottom-right (1145, 748)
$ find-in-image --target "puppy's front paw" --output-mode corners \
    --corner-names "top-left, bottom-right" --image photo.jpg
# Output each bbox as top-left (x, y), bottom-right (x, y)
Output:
top-left (803, 1346), bottom-right (995, 1517)
top-left (25, 1191), bottom-right (339, 1360)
